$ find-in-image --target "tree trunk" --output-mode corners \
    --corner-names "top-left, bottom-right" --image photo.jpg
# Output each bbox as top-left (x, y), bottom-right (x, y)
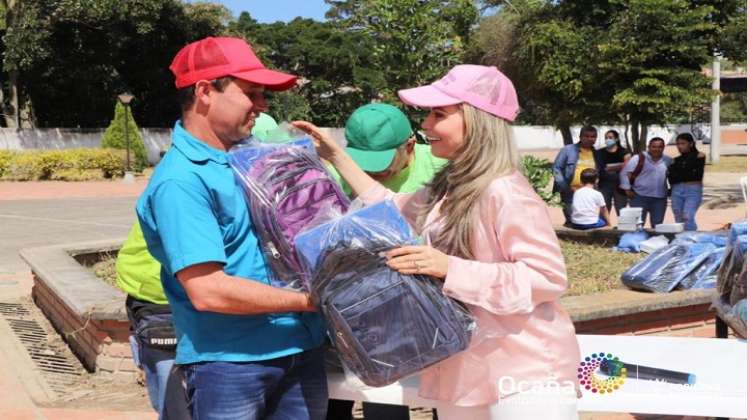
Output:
top-left (3, 0), bottom-right (20, 129)
top-left (639, 124), bottom-right (648, 152)
top-left (631, 116), bottom-right (640, 153)
top-left (8, 73), bottom-right (20, 128)
top-left (560, 124), bottom-right (573, 145)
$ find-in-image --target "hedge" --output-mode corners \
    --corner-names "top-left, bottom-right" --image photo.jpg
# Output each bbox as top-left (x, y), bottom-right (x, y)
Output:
top-left (0, 149), bottom-right (126, 181)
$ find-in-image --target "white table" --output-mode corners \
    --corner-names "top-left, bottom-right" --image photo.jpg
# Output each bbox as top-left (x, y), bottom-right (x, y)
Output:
top-left (328, 334), bottom-right (747, 418)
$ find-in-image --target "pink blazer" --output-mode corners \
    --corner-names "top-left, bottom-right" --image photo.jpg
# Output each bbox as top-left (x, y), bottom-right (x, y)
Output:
top-left (359, 170), bottom-right (580, 406)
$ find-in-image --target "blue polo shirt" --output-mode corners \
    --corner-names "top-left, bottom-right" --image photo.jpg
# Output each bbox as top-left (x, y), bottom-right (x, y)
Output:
top-left (136, 122), bottom-right (324, 364)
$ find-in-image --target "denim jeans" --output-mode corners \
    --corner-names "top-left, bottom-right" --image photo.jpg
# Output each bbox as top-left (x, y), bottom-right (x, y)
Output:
top-left (572, 218), bottom-right (607, 230)
top-left (182, 347), bottom-right (328, 420)
top-left (630, 194), bottom-right (668, 228)
top-left (130, 335), bottom-right (175, 418)
top-left (671, 183), bottom-right (703, 231)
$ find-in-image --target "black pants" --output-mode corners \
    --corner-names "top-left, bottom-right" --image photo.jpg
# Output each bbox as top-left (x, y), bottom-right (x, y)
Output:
top-left (326, 399), bottom-right (412, 420)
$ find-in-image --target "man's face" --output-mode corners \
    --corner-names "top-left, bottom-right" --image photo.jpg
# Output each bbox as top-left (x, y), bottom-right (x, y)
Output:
top-left (579, 130), bottom-right (597, 149)
top-left (648, 140), bottom-right (665, 159)
top-left (204, 78), bottom-right (267, 145)
top-left (366, 138), bottom-right (415, 182)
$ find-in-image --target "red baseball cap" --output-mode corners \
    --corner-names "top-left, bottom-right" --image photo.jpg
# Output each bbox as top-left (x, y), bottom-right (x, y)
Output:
top-left (169, 37), bottom-right (297, 91)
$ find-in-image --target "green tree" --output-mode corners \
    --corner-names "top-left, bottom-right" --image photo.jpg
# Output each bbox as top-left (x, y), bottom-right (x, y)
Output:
top-left (324, 0), bottom-right (478, 103)
top-left (2, 0), bottom-right (231, 127)
top-left (230, 14), bottom-right (382, 126)
top-left (598, 0), bottom-right (716, 150)
top-left (476, 0), bottom-right (734, 150)
top-left (101, 101), bottom-right (148, 171)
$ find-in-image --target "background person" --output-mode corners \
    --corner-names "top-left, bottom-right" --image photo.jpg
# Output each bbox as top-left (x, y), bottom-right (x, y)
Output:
top-left (552, 126), bottom-right (603, 227)
top-left (668, 132), bottom-right (705, 231)
top-left (598, 129), bottom-right (631, 216)
top-left (570, 168), bottom-right (609, 230)
top-left (295, 64), bottom-right (580, 420)
top-left (619, 137), bottom-right (672, 228)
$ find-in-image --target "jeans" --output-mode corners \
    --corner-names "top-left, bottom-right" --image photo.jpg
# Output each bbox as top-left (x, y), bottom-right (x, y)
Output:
top-left (630, 194), bottom-right (667, 228)
top-left (182, 347), bottom-right (328, 420)
top-left (671, 183), bottom-right (703, 231)
top-left (130, 335), bottom-right (175, 418)
top-left (598, 182), bottom-right (628, 216)
top-left (572, 218), bottom-right (607, 230)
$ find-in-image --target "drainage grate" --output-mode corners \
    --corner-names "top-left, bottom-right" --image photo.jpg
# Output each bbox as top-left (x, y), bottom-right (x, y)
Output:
top-left (0, 302), bottom-right (83, 396)
top-left (0, 302), bottom-right (30, 316)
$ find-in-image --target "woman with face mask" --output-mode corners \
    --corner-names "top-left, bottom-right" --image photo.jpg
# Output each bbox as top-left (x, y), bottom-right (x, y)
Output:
top-left (668, 132), bottom-right (706, 231)
top-left (598, 129), bottom-right (631, 216)
top-left (294, 65), bottom-right (580, 420)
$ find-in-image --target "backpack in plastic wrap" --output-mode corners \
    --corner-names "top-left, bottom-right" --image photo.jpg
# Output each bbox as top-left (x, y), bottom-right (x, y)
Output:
top-left (228, 137), bottom-right (350, 291)
top-left (621, 242), bottom-right (718, 293)
top-left (295, 200), bottom-right (475, 387)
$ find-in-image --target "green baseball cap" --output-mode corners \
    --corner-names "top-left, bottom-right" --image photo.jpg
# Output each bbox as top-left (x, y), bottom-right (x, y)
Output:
top-left (251, 112), bottom-right (279, 141)
top-left (344, 103), bottom-right (414, 172)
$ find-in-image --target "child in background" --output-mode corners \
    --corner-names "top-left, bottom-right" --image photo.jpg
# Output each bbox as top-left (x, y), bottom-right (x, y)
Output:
top-left (571, 168), bottom-right (609, 230)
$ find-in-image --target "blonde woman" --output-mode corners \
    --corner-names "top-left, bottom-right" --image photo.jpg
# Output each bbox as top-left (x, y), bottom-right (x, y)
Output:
top-left (294, 65), bottom-right (580, 420)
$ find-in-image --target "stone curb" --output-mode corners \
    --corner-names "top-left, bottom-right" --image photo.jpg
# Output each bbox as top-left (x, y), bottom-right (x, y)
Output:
top-left (19, 238), bottom-right (128, 322)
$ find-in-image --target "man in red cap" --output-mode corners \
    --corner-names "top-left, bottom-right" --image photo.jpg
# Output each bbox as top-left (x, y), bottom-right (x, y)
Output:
top-left (136, 37), bottom-right (327, 419)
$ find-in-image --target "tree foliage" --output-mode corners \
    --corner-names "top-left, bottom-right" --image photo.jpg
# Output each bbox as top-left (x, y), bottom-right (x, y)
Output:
top-left (324, 0), bottom-right (478, 102)
top-left (473, 0), bottom-right (744, 149)
top-left (101, 101), bottom-right (147, 171)
top-left (2, 0), bottom-right (230, 127)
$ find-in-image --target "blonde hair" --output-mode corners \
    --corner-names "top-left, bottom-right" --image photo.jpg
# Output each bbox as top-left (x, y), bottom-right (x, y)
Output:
top-left (419, 103), bottom-right (520, 259)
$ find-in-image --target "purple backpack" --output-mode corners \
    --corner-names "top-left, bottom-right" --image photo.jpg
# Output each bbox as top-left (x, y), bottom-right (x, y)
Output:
top-left (230, 140), bottom-right (350, 291)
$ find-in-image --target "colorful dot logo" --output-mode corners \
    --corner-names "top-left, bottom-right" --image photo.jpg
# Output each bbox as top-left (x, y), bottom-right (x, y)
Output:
top-left (578, 352), bottom-right (626, 395)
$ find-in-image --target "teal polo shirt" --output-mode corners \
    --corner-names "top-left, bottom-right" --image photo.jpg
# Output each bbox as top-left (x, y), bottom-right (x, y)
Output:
top-left (136, 122), bottom-right (324, 364)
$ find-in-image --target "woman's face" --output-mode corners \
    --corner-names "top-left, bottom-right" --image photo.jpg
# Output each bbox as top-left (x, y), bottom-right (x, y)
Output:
top-left (676, 138), bottom-right (692, 154)
top-left (420, 105), bottom-right (467, 160)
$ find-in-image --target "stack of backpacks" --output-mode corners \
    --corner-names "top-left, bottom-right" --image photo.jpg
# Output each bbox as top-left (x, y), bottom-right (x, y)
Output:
top-left (229, 138), bottom-right (474, 386)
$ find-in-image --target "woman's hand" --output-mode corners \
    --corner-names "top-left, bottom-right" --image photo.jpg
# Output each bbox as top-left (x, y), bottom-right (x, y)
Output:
top-left (386, 245), bottom-right (449, 279)
top-left (291, 120), bottom-right (344, 162)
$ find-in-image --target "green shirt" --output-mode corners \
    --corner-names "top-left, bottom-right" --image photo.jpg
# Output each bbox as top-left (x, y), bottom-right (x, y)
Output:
top-left (330, 143), bottom-right (446, 195)
top-left (115, 221), bottom-right (167, 304)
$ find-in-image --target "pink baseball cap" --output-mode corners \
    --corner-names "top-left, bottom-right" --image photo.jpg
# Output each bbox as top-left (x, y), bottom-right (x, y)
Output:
top-left (398, 65), bottom-right (519, 122)
top-left (170, 37), bottom-right (297, 91)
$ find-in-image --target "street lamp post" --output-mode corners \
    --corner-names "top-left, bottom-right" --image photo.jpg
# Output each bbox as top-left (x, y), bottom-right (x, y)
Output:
top-left (117, 93), bottom-right (135, 183)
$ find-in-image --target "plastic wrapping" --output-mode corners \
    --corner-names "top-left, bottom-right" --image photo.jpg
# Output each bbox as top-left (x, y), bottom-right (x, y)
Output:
top-left (671, 231), bottom-right (728, 247)
top-left (295, 200), bottom-right (475, 387)
top-left (621, 242), bottom-right (718, 293)
top-left (228, 136), bottom-right (350, 291)
top-left (716, 220), bottom-right (747, 304)
top-left (677, 247), bottom-right (724, 290)
top-left (615, 231), bottom-right (649, 253)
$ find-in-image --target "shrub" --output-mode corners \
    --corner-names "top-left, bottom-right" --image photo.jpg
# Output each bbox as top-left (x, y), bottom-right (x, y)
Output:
top-left (0, 150), bottom-right (18, 178)
top-left (521, 155), bottom-right (560, 206)
top-left (0, 149), bottom-right (125, 181)
top-left (101, 101), bottom-right (148, 171)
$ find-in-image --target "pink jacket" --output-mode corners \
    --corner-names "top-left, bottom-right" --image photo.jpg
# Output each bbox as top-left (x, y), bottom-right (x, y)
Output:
top-left (359, 170), bottom-right (580, 406)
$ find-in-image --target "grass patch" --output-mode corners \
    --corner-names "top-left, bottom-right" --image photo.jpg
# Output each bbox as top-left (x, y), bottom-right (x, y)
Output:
top-left (706, 155), bottom-right (747, 173)
top-left (561, 240), bottom-right (644, 297)
top-left (86, 253), bottom-right (118, 288)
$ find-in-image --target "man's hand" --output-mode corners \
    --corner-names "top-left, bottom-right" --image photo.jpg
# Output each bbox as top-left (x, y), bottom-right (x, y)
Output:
top-left (625, 189), bottom-right (635, 199)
